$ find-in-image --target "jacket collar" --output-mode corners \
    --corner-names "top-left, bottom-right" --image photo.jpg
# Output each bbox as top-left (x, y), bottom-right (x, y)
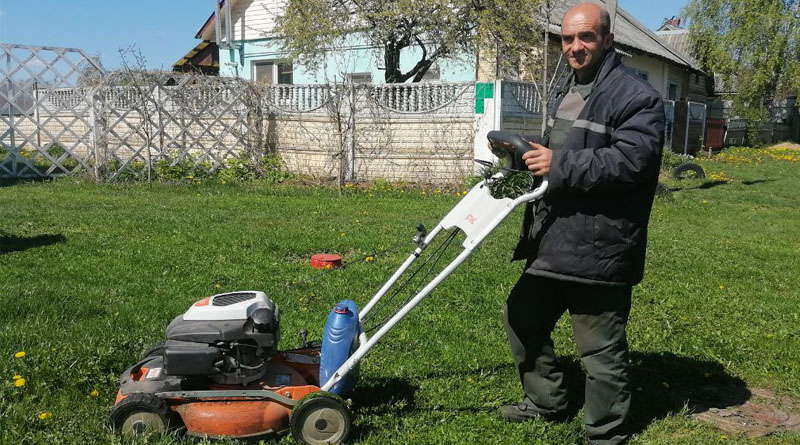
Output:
top-left (560, 48), bottom-right (622, 97)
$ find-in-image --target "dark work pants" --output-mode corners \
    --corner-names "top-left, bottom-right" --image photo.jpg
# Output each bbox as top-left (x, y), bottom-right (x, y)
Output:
top-left (504, 274), bottom-right (632, 445)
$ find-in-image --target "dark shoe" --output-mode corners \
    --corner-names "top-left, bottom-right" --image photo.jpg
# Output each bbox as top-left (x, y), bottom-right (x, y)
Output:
top-left (499, 402), bottom-right (546, 423)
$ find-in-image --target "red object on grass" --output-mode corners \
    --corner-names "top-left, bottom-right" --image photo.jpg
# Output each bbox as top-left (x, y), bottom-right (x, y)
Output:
top-left (310, 253), bottom-right (342, 269)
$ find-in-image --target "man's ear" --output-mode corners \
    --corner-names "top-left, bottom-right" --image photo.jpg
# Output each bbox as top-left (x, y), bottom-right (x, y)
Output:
top-left (603, 33), bottom-right (615, 50)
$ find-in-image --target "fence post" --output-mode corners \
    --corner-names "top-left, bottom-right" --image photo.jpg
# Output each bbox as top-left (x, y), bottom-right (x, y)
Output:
top-left (493, 79), bottom-right (503, 131)
top-left (344, 82), bottom-right (356, 181)
top-left (5, 50), bottom-right (18, 176)
top-left (89, 85), bottom-right (107, 181)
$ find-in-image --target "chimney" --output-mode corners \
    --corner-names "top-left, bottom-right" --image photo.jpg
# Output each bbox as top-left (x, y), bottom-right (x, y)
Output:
top-left (668, 16), bottom-right (681, 27)
top-left (606, 0), bottom-right (618, 34)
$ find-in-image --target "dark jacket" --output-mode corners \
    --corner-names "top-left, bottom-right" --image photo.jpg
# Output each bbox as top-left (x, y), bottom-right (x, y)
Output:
top-left (512, 50), bottom-right (665, 287)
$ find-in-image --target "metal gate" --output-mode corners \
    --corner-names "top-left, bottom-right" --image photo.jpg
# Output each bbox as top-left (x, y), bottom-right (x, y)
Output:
top-left (1, 44), bottom-right (105, 178)
top-left (667, 100), bottom-right (707, 155)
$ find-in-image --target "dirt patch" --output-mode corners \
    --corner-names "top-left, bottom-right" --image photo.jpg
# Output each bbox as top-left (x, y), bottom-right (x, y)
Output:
top-left (769, 142), bottom-right (800, 151)
top-left (684, 385), bottom-right (800, 437)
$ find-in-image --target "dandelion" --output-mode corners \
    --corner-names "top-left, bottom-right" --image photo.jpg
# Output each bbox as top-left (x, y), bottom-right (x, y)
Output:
top-left (220, 180), bottom-right (226, 185)
top-left (90, 389), bottom-right (99, 398)
top-left (719, 285), bottom-right (725, 289)
top-left (15, 378), bottom-right (26, 387)
top-left (14, 351), bottom-right (25, 358)
top-left (340, 232), bottom-right (346, 237)
top-left (13, 375), bottom-right (22, 380)
top-left (466, 377), bottom-right (474, 383)
top-left (364, 256), bottom-right (374, 263)
top-left (38, 412), bottom-right (52, 420)
top-left (215, 283), bottom-right (222, 289)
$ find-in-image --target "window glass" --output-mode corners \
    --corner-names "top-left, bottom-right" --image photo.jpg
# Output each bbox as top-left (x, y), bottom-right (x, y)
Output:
top-left (668, 82), bottom-right (679, 100)
top-left (346, 72), bottom-right (372, 83)
top-left (277, 62), bottom-right (293, 84)
top-left (254, 62), bottom-right (274, 84)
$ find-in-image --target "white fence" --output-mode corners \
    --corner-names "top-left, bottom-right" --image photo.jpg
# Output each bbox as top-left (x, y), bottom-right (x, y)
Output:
top-left (2, 44), bottom-right (552, 183)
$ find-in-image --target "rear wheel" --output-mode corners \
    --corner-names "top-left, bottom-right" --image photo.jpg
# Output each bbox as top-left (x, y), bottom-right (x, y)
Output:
top-left (110, 392), bottom-right (171, 436)
top-left (290, 394), bottom-right (351, 444)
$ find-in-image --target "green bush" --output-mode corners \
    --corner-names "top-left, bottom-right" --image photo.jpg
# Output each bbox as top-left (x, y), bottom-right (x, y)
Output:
top-left (661, 149), bottom-right (686, 173)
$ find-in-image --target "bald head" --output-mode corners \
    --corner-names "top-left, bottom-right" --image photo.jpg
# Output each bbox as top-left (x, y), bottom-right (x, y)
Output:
top-left (563, 2), bottom-right (612, 37)
top-left (560, 2), bottom-right (615, 82)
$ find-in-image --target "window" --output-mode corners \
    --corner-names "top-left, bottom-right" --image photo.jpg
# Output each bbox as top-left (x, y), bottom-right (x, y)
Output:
top-left (668, 81), bottom-right (679, 100)
top-left (346, 72), bottom-right (372, 84)
top-left (252, 61), bottom-right (293, 84)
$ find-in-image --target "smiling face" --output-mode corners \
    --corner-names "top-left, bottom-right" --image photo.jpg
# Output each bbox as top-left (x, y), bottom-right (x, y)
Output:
top-left (560, 4), bottom-right (614, 80)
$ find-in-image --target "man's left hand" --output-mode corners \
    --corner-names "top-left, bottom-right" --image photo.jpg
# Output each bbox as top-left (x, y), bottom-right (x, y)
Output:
top-left (522, 142), bottom-right (553, 176)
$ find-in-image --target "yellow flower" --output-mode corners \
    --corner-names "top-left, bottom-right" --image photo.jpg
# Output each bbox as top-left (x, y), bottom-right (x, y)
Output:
top-left (15, 378), bottom-right (26, 387)
top-left (90, 389), bottom-right (99, 398)
top-left (340, 232), bottom-right (346, 237)
top-left (14, 351), bottom-right (25, 358)
top-left (38, 412), bottom-right (52, 420)
top-left (220, 180), bottom-right (226, 185)
top-left (12, 375), bottom-right (22, 380)
top-left (364, 256), bottom-right (374, 263)
top-left (215, 283), bottom-right (222, 289)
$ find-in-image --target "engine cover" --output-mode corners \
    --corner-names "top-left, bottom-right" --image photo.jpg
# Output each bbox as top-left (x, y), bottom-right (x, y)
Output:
top-left (162, 291), bottom-right (281, 385)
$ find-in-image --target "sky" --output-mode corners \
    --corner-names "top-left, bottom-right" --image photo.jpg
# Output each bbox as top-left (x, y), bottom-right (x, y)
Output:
top-left (0, 0), bottom-right (690, 71)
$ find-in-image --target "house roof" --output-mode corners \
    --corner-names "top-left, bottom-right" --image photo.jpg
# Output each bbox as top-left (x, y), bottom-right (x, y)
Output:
top-left (173, 40), bottom-right (220, 74)
top-left (655, 29), bottom-right (694, 63)
top-left (547, 0), bottom-right (703, 72)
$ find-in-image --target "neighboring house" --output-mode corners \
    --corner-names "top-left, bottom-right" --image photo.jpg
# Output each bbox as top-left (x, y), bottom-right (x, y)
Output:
top-left (654, 17), bottom-right (712, 104)
top-left (189, 0), bottom-right (474, 84)
top-left (185, 0), bottom-right (710, 105)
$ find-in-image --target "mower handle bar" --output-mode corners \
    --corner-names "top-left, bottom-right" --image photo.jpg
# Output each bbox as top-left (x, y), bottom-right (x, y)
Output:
top-left (487, 130), bottom-right (535, 166)
top-left (320, 171), bottom-right (548, 393)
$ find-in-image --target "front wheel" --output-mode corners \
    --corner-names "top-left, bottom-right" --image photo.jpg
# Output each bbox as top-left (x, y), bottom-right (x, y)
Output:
top-left (290, 393), bottom-right (352, 444)
top-left (110, 392), bottom-right (171, 436)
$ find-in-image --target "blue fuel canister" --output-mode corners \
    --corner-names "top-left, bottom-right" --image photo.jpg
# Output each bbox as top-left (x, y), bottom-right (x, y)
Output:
top-left (319, 299), bottom-right (360, 395)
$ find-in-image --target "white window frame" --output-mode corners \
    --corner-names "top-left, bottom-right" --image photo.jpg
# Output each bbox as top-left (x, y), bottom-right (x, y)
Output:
top-left (251, 60), bottom-right (293, 84)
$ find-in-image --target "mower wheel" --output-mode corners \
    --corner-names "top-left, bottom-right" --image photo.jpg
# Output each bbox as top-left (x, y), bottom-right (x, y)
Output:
top-left (290, 394), bottom-right (352, 444)
top-left (110, 392), bottom-right (171, 436)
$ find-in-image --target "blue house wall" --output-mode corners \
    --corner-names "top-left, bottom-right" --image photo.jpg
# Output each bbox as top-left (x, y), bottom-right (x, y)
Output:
top-left (219, 37), bottom-right (476, 83)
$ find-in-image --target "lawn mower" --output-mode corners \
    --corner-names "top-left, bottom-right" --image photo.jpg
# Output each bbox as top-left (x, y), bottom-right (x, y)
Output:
top-left (110, 131), bottom-right (548, 444)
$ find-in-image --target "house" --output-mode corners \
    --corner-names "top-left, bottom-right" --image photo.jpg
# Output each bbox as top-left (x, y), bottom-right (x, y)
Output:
top-left (653, 17), bottom-right (712, 103)
top-left (189, 0), bottom-right (474, 84)
top-left (187, 0), bottom-right (710, 104)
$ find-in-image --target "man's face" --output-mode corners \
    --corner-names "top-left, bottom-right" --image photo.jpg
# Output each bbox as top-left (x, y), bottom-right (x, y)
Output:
top-left (561, 11), bottom-right (613, 74)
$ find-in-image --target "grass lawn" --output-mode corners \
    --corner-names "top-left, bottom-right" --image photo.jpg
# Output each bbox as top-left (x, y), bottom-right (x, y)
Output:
top-left (1, 147), bottom-right (799, 444)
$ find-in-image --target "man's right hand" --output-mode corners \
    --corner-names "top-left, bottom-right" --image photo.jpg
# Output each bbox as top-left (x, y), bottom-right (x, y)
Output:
top-left (522, 142), bottom-right (553, 177)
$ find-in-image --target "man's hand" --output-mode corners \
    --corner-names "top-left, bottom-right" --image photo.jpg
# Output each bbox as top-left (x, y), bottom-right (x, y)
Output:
top-left (522, 142), bottom-right (552, 176)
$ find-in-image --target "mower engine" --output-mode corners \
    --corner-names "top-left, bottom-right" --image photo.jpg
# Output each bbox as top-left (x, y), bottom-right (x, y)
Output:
top-left (162, 291), bottom-right (280, 385)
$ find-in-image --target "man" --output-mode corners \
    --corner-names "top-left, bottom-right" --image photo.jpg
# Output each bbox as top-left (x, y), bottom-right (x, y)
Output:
top-left (498, 3), bottom-right (664, 445)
